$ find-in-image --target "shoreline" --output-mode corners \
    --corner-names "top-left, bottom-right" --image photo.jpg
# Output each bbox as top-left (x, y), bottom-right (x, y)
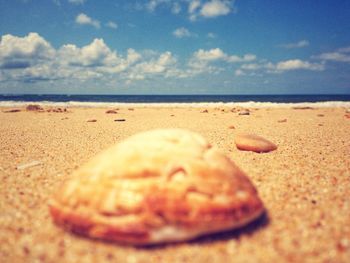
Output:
top-left (1, 100), bottom-right (350, 108)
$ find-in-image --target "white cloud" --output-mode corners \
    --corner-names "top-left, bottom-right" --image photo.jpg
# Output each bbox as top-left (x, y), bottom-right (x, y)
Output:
top-left (280, 40), bottom-right (309, 49)
top-left (207, 32), bottom-right (216, 38)
top-left (317, 46), bottom-right (350, 63)
top-left (1, 33), bottom-right (329, 88)
top-left (275, 59), bottom-right (324, 71)
top-left (241, 63), bottom-right (261, 70)
top-left (126, 51), bottom-right (178, 81)
top-left (146, 0), bottom-right (170, 12)
top-left (106, 21), bottom-right (118, 29)
top-left (192, 48), bottom-right (256, 63)
top-left (0, 33), bottom-right (55, 69)
top-left (0, 33), bottom-right (182, 84)
top-left (68, 0), bottom-right (86, 4)
top-left (126, 49), bottom-right (142, 64)
top-left (237, 59), bottom-right (324, 76)
top-left (193, 48), bottom-right (226, 61)
top-left (189, 0), bottom-right (233, 20)
top-left (144, 0), bottom-right (183, 15)
top-left (173, 27), bottom-right (192, 38)
top-left (134, 51), bottom-right (176, 74)
top-left (338, 46), bottom-right (350, 53)
top-left (171, 2), bottom-right (181, 14)
top-left (200, 0), bottom-right (231, 18)
top-left (75, 13), bottom-right (100, 29)
top-left (188, 48), bottom-right (255, 76)
top-left (226, 53), bottom-right (256, 63)
top-left (234, 69), bottom-right (245, 76)
top-left (59, 38), bottom-right (118, 67)
top-left (188, 0), bottom-right (201, 14)
top-left (140, 0), bottom-right (233, 20)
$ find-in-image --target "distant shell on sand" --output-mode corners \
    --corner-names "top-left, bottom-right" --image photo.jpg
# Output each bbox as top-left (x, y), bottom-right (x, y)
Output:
top-left (234, 133), bottom-right (277, 153)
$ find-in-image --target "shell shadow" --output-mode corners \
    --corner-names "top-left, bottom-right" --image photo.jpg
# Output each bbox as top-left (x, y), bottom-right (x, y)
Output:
top-left (139, 211), bottom-right (269, 250)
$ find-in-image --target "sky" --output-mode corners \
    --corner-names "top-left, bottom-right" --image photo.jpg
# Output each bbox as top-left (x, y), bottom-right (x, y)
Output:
top-left (0, 0), bottom-right (350, 95)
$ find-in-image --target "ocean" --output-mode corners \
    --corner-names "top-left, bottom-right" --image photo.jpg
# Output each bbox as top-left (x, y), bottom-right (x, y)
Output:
top-left (1, 94), bottom-right (350, 108)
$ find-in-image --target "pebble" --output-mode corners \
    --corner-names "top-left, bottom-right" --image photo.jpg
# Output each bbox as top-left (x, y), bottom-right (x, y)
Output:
top-left (201, 109), bottom-right (208, 113)
top-left (228, 125), bottom-right (235, 129)
top-left (26, 104), bottom-right (43, 111)
top-left (278, 119), bottom-right (287, 123)
top-left (292, 106), bottom-right (314, 110)
top-left (105, 110), bottom-right (118, 114)
top-left (3, 109), bottom-right (21, 113)
top-left (114, 119), bottom-right (126, 122)
top-left (87, 119), bottom-right (97, 122)
top-left (53, 108), bottom-right (65, 113)
top-left (238, 110), bottom-right (250, 116)
top-left (234, 133), bottom-right (277, 153)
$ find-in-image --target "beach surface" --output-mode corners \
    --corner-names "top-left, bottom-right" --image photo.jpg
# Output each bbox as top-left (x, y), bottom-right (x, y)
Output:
top-left (1, 105), bottom-right (349, 262)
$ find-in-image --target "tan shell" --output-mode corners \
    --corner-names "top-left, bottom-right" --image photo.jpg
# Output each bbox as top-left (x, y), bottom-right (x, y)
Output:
top-left (49, 129), bottom-right (264, 245)
top-left (235, 133), bottom-right (277, 153)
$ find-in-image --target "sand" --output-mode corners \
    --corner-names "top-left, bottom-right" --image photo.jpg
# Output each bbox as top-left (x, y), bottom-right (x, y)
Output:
top-left (0, 106), bottom-right (349, 262)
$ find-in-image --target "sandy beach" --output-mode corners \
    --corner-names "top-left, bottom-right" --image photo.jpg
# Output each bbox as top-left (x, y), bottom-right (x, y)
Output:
top-left (0, 105), bottom-right (349, 262)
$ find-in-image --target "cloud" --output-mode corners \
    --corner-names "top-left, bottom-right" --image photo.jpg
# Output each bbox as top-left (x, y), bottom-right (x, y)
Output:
top-left (207, 32), bottom-right (216, 38)
top-left (275, 59), bottom-right (324, 71)
top-left (1, 33), bottom-right (328, 87)
top-left (237, 59), bottom-right (324, 76)
top-left (200, 0), bottom-right (231, 18)
top-left (75, 13), bottom-right (100, 29)
top-left (173, 27), bottom-right (192, 38)
top-left (141, 0), bottom-right (234, 20)
top-left (241, 63), bottom-right (261, 70)
top-left (59, 38), bottom-right (119, 67)
top-left (106, 21), bottom-right (118, 29)
top-left (133, 52), bottom-right (176, 74)
top-left (188, 48), bottom-right (255, 76)
top-left (234, 69), bottom-right (245, 76)
top-left (0, 33), bottom-right (54, 69)
top-left (280, 40), bottom-right (309, 49)
top-left (189, 0), bottom-right (234, 20)
top-left (188, 0), bottom-right (201, 13)
top-left (0, 33), bottom-right (182, 84)
top-left (68, 0), bottom-right (86, 4)
top-left (171, 2), bottom-right (181, 14)
top-left (126, 51), bottom-right (178, 81)
top-left (226, 54), bottom-right (256, 63)
top-left (316, 46), bottom-right (350, 63)
top-left (146, 0), bottom-right (170, 12)
top-left (193, 48), bottom-right (226, 61)
top-left (192, 48), bottom-right (256, 62)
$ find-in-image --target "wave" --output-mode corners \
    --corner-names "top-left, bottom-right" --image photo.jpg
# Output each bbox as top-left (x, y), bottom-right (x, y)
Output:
top-left (1, 100), bottom-right (350, 108)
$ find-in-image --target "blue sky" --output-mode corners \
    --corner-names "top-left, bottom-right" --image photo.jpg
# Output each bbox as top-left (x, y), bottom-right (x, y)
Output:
top-left (0, 0), bottom-right (350, 94)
